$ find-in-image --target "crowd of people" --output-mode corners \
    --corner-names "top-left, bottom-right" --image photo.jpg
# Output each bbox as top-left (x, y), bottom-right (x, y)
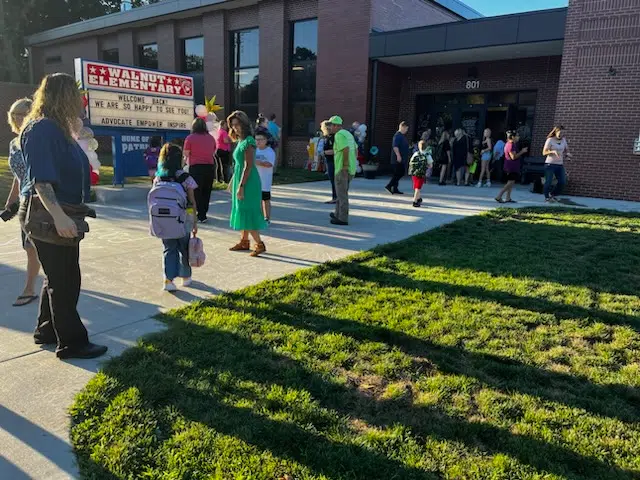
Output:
top-left (383, 121), bottom-right (571, 207)
top-left (3, 71), bottom-right (572, 361)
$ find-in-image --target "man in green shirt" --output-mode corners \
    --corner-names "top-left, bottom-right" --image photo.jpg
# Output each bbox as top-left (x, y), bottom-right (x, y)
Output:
top-left (328, 115), bottom-right (357, 225)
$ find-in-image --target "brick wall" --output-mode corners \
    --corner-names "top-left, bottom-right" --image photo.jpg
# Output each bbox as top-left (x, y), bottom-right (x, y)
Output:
top-left (0, 83), bottom-right (37, 147)
top-left (371, 0), bottom-right (459, 32)
top-left (555, 0), bottom-right (640, 201)
top-left (32, 37), bottom-right (99, 80)
top-left (316, 0), bottom-right (371, 133)
top-left (372, 56), bottom-right (562, 165)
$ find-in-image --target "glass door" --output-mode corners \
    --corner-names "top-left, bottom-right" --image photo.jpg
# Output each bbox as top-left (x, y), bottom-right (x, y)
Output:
top-left (457, 106), bottom-right (485, 143)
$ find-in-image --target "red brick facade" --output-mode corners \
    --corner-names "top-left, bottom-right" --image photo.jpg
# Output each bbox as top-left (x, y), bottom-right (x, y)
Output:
top-left (555, 0), bottom-right (640, 201)
top-left (371, 0), bottom-right (459, 32)
top-left (373, 56), bottom-right (562, 165)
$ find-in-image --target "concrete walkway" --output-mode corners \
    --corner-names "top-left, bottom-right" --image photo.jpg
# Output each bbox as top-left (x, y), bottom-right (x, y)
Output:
top-left (1, 177), bottom-right (639, 479)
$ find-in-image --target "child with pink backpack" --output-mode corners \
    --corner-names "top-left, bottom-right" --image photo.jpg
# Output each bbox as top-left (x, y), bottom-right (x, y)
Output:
top-left (148, 144), bottom-right (199, 292)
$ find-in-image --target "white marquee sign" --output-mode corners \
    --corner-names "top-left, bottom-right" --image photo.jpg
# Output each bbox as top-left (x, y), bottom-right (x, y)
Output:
top-left (75, 58), bottom-right (194, 131)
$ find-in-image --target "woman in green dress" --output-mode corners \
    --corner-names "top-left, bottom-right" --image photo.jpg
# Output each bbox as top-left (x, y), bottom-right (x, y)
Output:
top-left (227, 110), bottom-right (267, 257)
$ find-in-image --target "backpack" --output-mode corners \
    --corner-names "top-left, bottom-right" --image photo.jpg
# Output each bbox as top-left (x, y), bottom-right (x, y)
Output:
top-left (189, 234), bottom-right (206, 267)
top-left (147, 173), bottom-right (190, 240)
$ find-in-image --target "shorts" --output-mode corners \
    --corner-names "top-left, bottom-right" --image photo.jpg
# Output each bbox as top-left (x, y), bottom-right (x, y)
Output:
top-left (481, 152), bottom-right (492, 162)
top-left (262, 191), bottom-right (272, 201)
top-left (505, 171), bottom-right (520, 182)
top-left (412, 176), bottom-right (425, 189)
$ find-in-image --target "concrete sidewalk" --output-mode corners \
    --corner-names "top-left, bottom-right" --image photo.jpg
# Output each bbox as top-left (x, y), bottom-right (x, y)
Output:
top-left (1, 177), bottom-right (639, 479)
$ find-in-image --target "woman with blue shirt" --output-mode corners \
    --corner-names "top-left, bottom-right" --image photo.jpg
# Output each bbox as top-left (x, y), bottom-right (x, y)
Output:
top-left (5, 98), bottom-right (41, 307)
top-left (20, 73), bottom-right (107, 360)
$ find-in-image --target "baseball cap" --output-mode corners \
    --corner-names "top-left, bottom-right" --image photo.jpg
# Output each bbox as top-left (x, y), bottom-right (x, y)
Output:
top-left (328, 115), bottom-right (343, 125)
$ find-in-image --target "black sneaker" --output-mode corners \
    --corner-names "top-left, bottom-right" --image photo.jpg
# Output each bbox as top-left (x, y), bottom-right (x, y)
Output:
top-left (412, 201), bottom-right (420, 208)
top-left (56, 342), bottom-right (108, 360)
top-left (385, 186), bottom-right (394, 195)
top-left (329, 212), bottom-right (336, 220)
top-left (330, 218), bottom-right (348, 226)
top-left (417, 198), bottom-right (423, 205)
top-left (393, 190), bottom-right (404, 195)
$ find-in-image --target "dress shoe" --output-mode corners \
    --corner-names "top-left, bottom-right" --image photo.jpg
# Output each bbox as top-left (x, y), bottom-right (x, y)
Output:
top-left (56, 342), bottom-right (108, 360)
top-left (330, 218), bottom-right (348, 226)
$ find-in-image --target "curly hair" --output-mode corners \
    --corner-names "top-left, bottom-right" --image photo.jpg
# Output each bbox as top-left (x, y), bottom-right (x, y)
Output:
top-left (24, 73), bottom-right (82, 140)
top-left (226, 110), bottom-right (253, 142)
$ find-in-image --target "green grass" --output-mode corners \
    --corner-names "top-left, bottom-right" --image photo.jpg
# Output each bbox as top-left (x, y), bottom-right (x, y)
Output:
top-left (273, 168), bottom-right (328, 185)
top-left (0, 157), bottom-right (13, 202)
top-left (71, 208), bottom-right (640, 479)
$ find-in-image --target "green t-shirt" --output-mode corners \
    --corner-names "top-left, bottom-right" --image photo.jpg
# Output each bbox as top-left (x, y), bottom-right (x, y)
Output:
top-left (333, 129), bottom-right (357, 176)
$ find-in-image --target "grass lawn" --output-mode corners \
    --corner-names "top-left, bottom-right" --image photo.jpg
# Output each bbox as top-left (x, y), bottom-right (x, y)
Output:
top-left (68, 208), bottom-right (640, 478)
top-left (0, 157), bottom-right (13, 202)
top-left (0, 155), bottom-right (636, 478)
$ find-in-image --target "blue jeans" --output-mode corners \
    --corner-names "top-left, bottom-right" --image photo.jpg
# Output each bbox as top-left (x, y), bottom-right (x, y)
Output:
top-left (544, 164), bottom-right (566, 199)
top-left (162, 235), bottom-right (191, 281)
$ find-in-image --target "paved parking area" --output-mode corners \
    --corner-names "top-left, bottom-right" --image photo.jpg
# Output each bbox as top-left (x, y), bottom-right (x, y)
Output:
top-left (1, 177), bottom-right (639, 479)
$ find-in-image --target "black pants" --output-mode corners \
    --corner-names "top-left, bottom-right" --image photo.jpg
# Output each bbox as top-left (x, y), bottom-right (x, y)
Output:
top-left (387, 161), bottom-right (405, 190)
top-left (218, 150), bottom-right (232, 183)
top-left (189, 164), bottom-right (215, 221)
top-left (33, 240), bottom-right (89, 349)
top-left (326, 160), bottom-right (337, 199)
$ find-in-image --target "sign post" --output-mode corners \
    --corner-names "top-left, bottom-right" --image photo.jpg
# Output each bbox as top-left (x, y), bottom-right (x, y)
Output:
top-left (75, 58), bottom-right (194, 185)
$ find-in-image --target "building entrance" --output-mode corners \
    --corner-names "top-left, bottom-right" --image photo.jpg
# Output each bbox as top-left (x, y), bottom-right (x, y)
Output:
top-left (414, 90), bottom-right (536, 146)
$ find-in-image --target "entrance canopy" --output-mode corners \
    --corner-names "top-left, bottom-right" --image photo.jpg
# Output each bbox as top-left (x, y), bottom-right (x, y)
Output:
top-left (370, 8), bottom-right (566, 67)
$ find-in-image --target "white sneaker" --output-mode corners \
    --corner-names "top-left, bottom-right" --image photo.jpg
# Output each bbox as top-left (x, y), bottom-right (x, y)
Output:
top-left (486, 181), bottom-right (491, 187)
top-left (181, 277), bottom-right (192, 287)
top-left (163, 280), bottom-right (177, 292)
top-left (476, 182), bottom-right (482, 188)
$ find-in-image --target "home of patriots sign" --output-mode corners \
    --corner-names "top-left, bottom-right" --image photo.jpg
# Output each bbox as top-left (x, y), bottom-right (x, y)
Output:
top-left (75, 58), bottom-right (195, 131)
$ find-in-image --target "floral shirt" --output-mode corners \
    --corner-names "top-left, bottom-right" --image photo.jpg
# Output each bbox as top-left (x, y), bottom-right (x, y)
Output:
top-left (8, 138), bottom-right (28, 197)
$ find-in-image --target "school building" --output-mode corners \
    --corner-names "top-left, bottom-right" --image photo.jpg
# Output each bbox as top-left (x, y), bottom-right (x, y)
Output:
top-left (18, 0), bottom-right (640, 201)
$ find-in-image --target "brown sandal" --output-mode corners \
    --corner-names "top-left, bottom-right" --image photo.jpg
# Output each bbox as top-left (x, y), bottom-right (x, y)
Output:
top-left (250, 242), bottom-right (266, 257)
top-left (229, 240), bottom-right (250, 251)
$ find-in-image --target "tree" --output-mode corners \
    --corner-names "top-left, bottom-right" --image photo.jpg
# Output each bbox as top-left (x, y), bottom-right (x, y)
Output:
top-left (0, 0), bottom-right (163, 83)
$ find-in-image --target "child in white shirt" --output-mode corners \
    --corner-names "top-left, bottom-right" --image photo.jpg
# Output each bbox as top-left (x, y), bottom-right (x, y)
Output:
top-left (255, 132), bottom-right (276, 224)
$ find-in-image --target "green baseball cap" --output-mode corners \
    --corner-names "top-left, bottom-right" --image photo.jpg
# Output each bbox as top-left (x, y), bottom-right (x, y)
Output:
top-left (328, 115), bottom-right (343, 125)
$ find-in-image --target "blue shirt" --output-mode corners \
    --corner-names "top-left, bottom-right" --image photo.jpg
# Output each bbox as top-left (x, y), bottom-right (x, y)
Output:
top-left (21, 118), bottom-right (90, 205)
top-left (267, 120), bottom-right (280, 140)
top-left (392, 131), bottom-right (409, 164)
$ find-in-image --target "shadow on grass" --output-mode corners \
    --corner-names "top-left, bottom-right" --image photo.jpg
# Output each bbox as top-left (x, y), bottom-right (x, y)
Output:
top-left (377, 208), bottom-right (640, 297)
top-left (76, 317), bottom-right (637, 480)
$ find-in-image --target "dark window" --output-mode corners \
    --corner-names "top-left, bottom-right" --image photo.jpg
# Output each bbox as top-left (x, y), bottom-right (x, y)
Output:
top-left (102, 49), bottom-right (119, 64)
top-left (138, 43), bottom-right (158, 70)
top-left (181, 37), bottom-right (204, 105)
top-left (45, 56), bottom-right (62, 65)
top-left (518, 91), bottom-right (537, 106)
top-left (487, 91), bottom-right (517, 105)
top-left (231, 29), bottom-right (259, 122)
top-left (181, 37), bottom-right (204, 73)
top-left (289, 19), bottom-right (317, 136)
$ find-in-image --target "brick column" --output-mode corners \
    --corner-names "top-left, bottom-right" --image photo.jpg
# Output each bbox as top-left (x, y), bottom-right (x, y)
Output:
top-left (203, 11), bottom-right (227, 117)
top-left (554, 0), bottom-right (640, 201)
top-left (157, 21), bottom-right (178, 72)
top-left (259, 0), bottom-right (285, 125)
top-left (316, 0), bottom-right (371, 126)
top-left (117, 30), bottom-right (135, 66)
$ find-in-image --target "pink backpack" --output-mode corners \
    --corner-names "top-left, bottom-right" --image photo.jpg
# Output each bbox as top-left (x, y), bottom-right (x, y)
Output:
top-left (189, 234), bottom-right (206, 267)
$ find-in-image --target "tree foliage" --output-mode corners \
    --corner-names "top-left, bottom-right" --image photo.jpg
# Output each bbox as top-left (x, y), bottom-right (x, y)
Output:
top-left (0, 0), bottom-right (161, 82)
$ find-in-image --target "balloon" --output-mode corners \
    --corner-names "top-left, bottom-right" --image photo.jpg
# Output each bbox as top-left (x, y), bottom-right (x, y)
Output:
top-left (195, 105), bottom-right (207, 117)
top-left (86, 150), bottom-right (101, 170)
top-left (88, 138), bottom-right (99, 152)
top-left (206, 121), bottom-right (214, 131)
top-left (90, 170), bottom-right (100, 186)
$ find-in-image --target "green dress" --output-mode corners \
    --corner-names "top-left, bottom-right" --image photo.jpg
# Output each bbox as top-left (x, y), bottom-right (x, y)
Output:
top-left (230, 136), bottom-right (266, 231)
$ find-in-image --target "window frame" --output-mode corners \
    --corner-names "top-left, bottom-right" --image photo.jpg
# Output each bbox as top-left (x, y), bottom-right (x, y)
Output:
top-left (230, 28), bottom-right (260, 121)
top-left (101, 49), bottom-right (119, 64)
top-left (288, 17), bottom-right (318, 137)
top-left (181, 36), bottom-right (204, 73)
top-left (137, 43), bottom-right (158, 70)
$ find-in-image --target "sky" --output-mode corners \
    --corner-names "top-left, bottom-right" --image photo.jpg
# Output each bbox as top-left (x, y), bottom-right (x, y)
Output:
top-left (461, 0), bottom-right (568, 16)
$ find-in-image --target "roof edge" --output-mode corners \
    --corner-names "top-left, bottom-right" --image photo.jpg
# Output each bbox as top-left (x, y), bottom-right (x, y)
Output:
top-left (433, 0), bottom-right (483, 19)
